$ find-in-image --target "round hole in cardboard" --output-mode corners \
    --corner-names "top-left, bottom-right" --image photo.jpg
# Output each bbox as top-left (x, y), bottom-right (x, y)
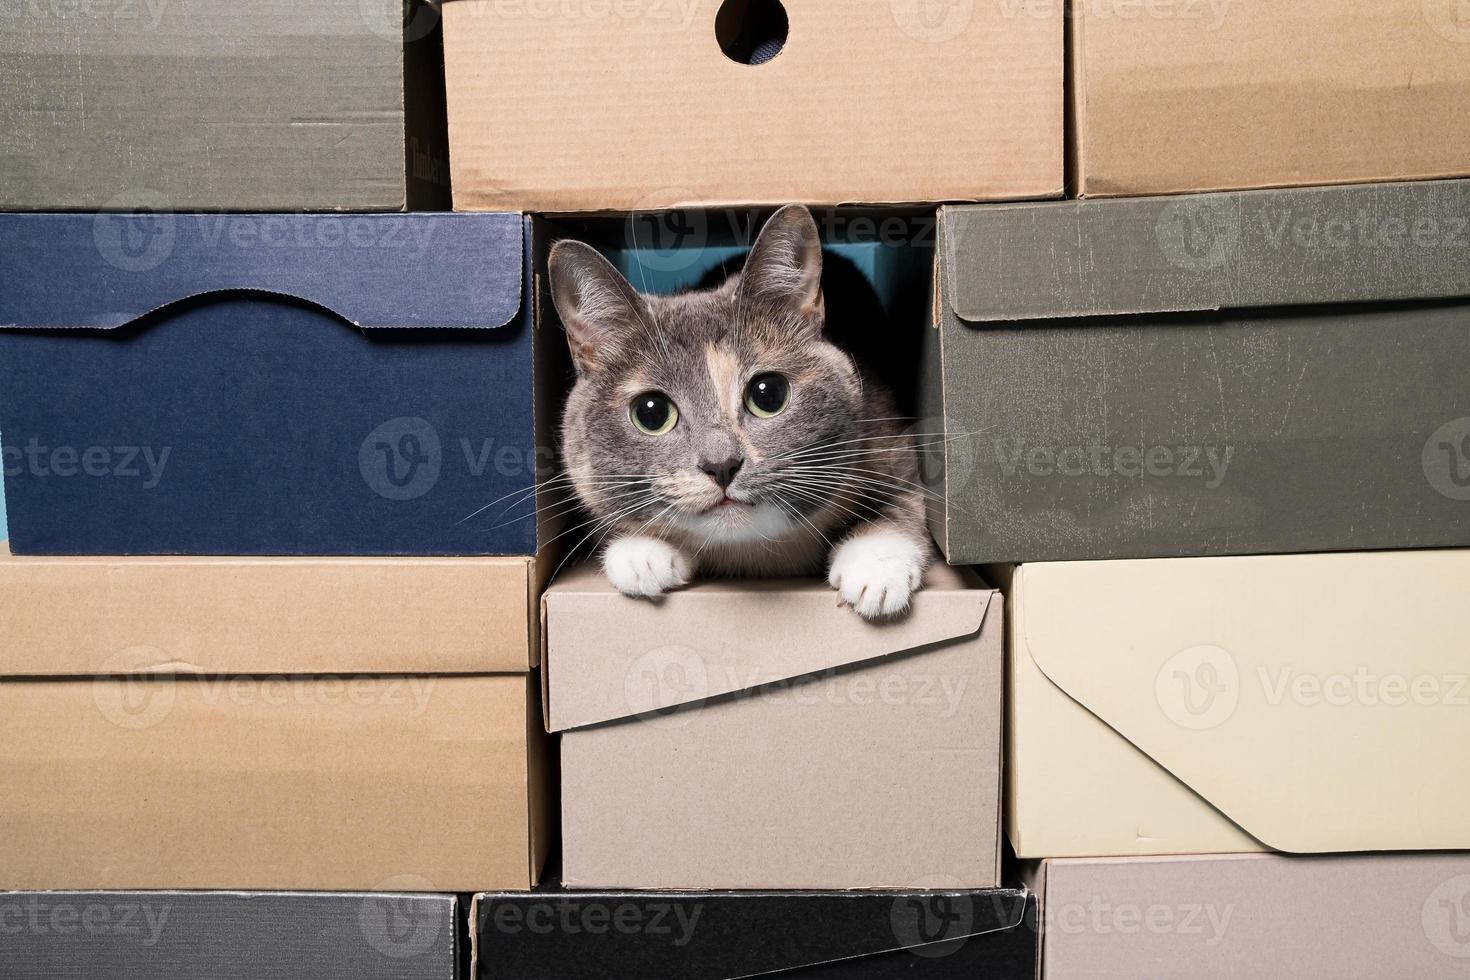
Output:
top-left (715, 0), bottom-right (789, 66)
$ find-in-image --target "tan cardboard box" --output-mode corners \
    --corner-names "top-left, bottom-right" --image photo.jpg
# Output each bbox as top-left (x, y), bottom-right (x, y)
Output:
top-left (999, 552), bottom-right (1470, 858)
top-left (1071, 0), bottom-right (1470, 196)
top-left (1027, 853), bottom-right (1470, 979)
top-left (544, 564), bottom-right (1002, 890)
top-left (441, 0), bottom-right (1062, 212)
top-left (0, 547), bottom-right (552, 892)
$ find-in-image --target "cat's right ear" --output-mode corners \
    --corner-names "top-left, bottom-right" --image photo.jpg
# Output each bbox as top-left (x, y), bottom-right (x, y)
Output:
top-left (548, 241), bottom-right (650, 375)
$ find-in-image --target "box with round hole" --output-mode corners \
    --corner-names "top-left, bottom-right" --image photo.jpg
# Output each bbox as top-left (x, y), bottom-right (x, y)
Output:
top-left (440, 0), bottom-right (1062, 212)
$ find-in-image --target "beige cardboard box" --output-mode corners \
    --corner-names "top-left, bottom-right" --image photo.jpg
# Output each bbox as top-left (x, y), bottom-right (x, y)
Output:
top-left (1027, 853), bottom-right (1470, 979)
top-left (0, 547), bottom-right (552, 891)
top-left (1000, 552), bottom-right (1470, 858)
top-left (544, 565), bottom-right (1002, 889)
top-left (441, 0), bottom-right (1062, 212)
top-left (1071, 0), bottom-right (1470, 196)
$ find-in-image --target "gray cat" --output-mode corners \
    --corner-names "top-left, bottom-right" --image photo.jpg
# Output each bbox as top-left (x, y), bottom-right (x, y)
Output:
top-left (549, 205), bottom-right (933, 619)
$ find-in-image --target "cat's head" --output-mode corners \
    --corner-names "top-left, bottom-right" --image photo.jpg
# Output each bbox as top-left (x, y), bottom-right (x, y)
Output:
top-left (550, 205), bottom-right (864, 547)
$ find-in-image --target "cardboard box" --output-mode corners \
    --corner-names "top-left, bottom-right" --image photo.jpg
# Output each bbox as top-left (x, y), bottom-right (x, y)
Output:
top-left (1, 0), bottom-right (450, 211)
top-left (0, 547), bottom-right (551, 891)
top-left (544, 564), bottom-right (1002, 890)
top-left (441, 0), bottom-right (1061, 212)
top-left (0, 212), bottom-right (553, 556)
top-left (1028, 853), bottom-right (1470, 979)
top-left (922, 178), bottom-right (1470, 564)
top-left (473, 882), bottom-right (1036, 979)
top-left (0, 891), bottom-right (460, 979)
top-left (1070, 0), bottom-right (1470, 197)
top-left (999, 552), bottom-right (1470, 858)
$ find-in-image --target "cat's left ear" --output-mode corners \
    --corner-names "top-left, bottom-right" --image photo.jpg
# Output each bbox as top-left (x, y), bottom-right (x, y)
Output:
top-left (738, 204), bottom-right (824, 333)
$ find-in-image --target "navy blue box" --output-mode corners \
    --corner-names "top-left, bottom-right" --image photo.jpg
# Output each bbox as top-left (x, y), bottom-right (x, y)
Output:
top-left (0, 212), bottom-right (542, 556)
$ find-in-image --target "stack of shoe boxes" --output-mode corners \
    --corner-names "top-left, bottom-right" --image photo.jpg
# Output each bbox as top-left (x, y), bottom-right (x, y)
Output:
top-left (7, 0), bottom-right (1470, 977)
top-left (926, 1), bottom-right (1470, 975)
top-left (0, 1), bottom-right (549, 975)
top-left (449, 0), bottom-right (1061, 975)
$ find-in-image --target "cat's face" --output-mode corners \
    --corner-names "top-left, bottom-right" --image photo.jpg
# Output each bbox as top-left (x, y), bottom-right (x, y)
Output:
top-left (552, 206), bottom-right (863, 546)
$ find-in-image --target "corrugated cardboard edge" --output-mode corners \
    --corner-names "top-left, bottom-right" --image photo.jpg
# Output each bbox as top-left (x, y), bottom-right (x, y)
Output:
top-left (1066, 0), bottom-right (1087, 199)
top-left (922, 209), bottom-right (955, 562)
top-left (1019, 861), bottom-right (1047, 980)
top-left (525, 668), bottom-right (554, 892)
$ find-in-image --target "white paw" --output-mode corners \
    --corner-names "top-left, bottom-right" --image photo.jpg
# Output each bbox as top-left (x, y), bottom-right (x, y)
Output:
top-left (828, 532), bottom-right (927, 620)
top-left (603, 536), bottom-right (692, 599)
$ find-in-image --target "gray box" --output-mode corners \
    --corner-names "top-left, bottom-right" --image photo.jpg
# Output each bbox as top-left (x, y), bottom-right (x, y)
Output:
top-left (1, 0), bottom-right (449, 211)
top-left (0, 891), bottom-right (460, 979)
top-left (923, 178), bottom-right (1470, 563)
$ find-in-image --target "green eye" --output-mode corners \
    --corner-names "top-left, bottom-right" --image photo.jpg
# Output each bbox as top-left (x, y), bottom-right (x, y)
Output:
top-left (630, 392), bottom-right (679, 435)
top-left (744, 373), bottom-right (791, 418)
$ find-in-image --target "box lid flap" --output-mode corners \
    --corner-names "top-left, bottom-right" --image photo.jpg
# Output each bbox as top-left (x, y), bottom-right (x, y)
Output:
top-left (943, 179), bottom-right (1470, 322)
top-left (472, 885), bottom-right (1029, 979)
top-left (543, 563), bottom-right (991, 732)
top-left (1015, 551), bottom-right (1470, 852)
top-left (0, 212), bottom-right (523, 331)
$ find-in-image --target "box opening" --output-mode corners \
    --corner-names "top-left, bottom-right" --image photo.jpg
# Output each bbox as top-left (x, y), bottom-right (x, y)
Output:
top-left (714, 0), bottom-right (789, 65)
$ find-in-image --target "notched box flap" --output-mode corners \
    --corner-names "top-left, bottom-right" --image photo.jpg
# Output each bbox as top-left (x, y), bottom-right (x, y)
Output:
top-left (942, 179), bottom-right (1470, 323)
top-left (1014, 552), bottom-right (1470, 853)
top-left (542, 564), bottom-right (991, 732)
top-left (0, 212), bottom-right (524, 332)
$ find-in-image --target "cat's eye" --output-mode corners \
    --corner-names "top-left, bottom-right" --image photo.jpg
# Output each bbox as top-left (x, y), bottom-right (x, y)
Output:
top-left (744, 373), bottom-right (791, 418)
top-left (630, 391), bottom-right (679, 435)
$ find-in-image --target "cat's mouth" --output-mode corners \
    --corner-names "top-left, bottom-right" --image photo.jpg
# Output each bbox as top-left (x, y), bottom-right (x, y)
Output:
top-left (700, 495), bottom-right (751, 515)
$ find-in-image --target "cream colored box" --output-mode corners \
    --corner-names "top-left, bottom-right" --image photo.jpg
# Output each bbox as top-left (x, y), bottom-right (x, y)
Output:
top-left (544, 565), bottom-right (1002, 890)
top-left (1001, 552), bottom-right (1470, 858)
top-left (0, 547), bottom-right (552, 892)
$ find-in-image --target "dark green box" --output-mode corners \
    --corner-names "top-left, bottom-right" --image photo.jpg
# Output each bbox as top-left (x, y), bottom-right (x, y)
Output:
top-left (923, 178), bottom-right (1470, 563)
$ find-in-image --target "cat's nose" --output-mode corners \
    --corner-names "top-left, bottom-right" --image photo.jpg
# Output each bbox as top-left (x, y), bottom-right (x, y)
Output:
top-left (699, 455), bottom-right (744, 490)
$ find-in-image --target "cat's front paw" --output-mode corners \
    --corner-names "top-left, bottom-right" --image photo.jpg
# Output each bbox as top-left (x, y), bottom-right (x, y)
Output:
top-left (828, 532), bottom-right (927, 620)
top-left (603, 536), bottom-right (693, 599)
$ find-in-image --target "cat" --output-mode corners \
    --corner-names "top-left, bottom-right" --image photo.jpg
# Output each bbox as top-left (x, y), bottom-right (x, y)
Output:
top-left (549, 204), bottom-right (933, 620)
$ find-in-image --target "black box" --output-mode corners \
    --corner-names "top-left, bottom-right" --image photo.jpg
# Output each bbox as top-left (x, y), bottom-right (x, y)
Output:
top-left (473, 885), bottom-right (1035, 979)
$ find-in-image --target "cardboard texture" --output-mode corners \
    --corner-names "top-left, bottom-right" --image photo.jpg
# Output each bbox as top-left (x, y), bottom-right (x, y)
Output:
top-left (0, 212), bottom-right (541, 556)
top-left (0, 546), bottom-right (537, 674)
top-left (0, 674), bottom-right (544, 891)
top-left (1071, 0), bottom-right (1470, 197)
top-left (0, 891), bottom-right (460, 979)
top-left (923, 179), bottom-right (1470, 564)
top-left (544, 565), bottom-right (1002, 890)
top-left (0, 548), bottom-right (550, 891)
top-left (441, 0), bottom-right (1061, 212)
top-left (472, 884), bottom-right (1036, 979)
top-left (0, 0), bottom-right (450, 211)
top-left (1002, 552), bottom-right (1470, 858)
top-left (1030, 853), bottom-right (1470, 979)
